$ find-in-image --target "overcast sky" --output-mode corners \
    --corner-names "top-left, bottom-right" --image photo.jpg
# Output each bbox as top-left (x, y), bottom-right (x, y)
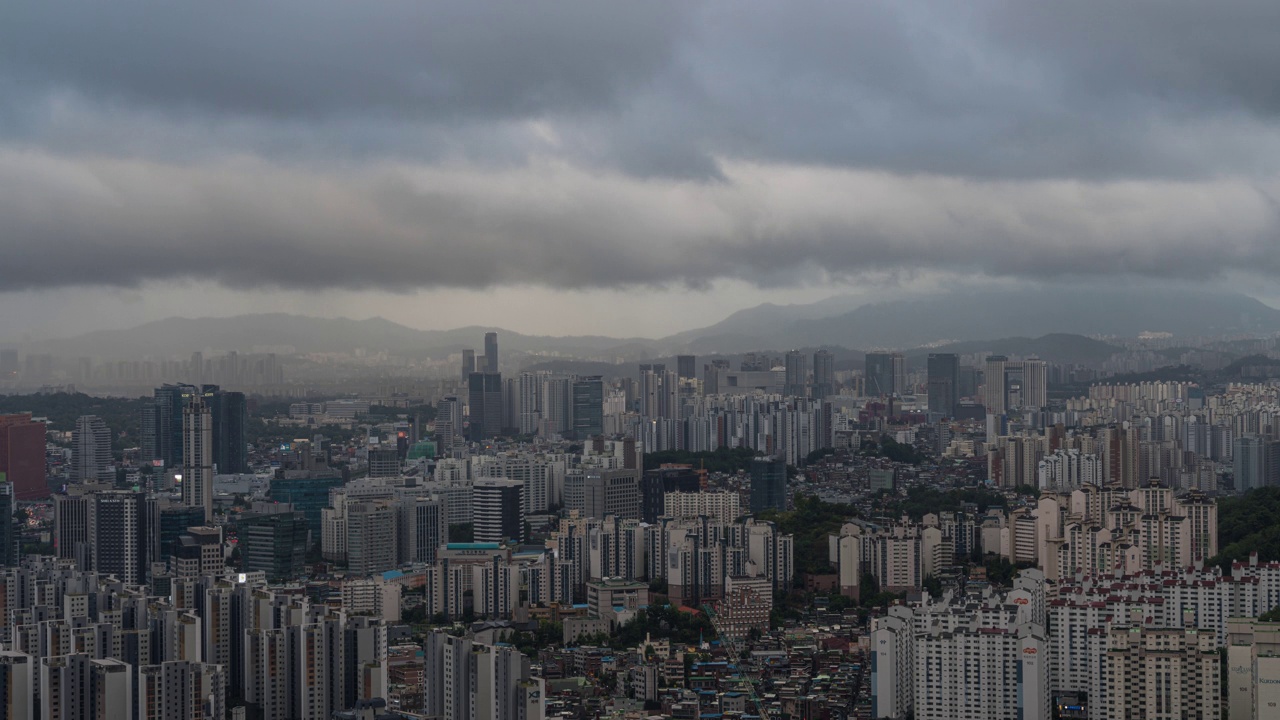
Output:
top-left (4, 0), bottom-right (1280, 340)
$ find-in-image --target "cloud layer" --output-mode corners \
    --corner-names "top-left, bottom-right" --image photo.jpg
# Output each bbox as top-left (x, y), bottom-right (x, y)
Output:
top-left (3, 0), bottom-right (1280, 295)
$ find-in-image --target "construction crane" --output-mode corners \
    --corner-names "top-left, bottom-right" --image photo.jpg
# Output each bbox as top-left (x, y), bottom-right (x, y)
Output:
top-left (702, 603), bottom-right (771, 718)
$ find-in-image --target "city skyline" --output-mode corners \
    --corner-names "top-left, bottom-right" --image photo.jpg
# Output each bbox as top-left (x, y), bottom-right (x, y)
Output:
top-left (5, 3), bottom-right (1280, 718)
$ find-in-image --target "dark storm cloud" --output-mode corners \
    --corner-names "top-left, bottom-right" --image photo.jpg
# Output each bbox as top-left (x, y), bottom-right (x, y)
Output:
top-left (3, 153), bottom-right (1279, 293)
top-left (0, 1), bottom-right (688, 120)
top-left (2, 0), bottom-right (1280, 294)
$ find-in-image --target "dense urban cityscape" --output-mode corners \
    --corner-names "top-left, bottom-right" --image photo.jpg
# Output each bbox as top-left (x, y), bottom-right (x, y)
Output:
top-left (6, 2), bottom-right (1280, 719)
top-left (2, 322), bottom-right (1280, 719)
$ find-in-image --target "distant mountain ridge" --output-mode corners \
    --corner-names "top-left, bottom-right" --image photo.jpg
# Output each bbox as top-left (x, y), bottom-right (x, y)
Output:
top-left (20, 287), bottom-right (1280, 362)
top-left (664, 286), bottom-right (1280, 352)
top-left (34, 313), bottom-right (650, 359)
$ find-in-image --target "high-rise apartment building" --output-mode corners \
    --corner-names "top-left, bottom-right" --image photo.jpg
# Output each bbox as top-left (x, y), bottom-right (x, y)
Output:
top-left (0, 650), bottom-right (33, 720)
top-left (1104, 626), bottom-right (1220, 720)
top-left (749, 456), bottom-right (787, 513)
top-left (926, 353), bottom-right (959, 418)
top-left (0, 413), bottom-right (46, 501)
top-left (422, 631), bottom-right (541, 720)
top-left (638, 365), bottom-right (678, 420)
top-left (1235, 434), bottom-right (1267, 491)
top-left (812, 350), bottom-right (834, 398)
top-left (473, 479), bottom-right (525, 543)
top-left (484, 332), bottom-right (499, 373)
top-left (182, 395), bottom-right (214, 522)
top-left (784, 350), bottom-right (808, 398)
top-left (71, 415), bottom-right (114, 484)
top-left (436, 395), bottom-right (463, 452)
top-left (136, 661), bottom-right (226, 720)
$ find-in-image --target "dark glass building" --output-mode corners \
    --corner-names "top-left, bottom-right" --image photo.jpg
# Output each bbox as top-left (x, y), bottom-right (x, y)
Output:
top-left (237, 509), bottom-right (308, 582)
top-left (144, 384), bottom-right (247, 473)
top-left (676, 355), bottom-right (696, 380)
top-left (0, 481), bottom-right (15, 566)
top-left (154, 504), bottom-right (207, 563)
top-left (641, 466), bottom-right (701, 523)
top-left (571, 377), bottom-right (604, 440)
top-left (749, 456), bottom-right (787, 513)
top-left (467, 372), bottom-right (504, 441)
top-left (927, 353), bottom-right (960, 418)
top-left (268, 471), bottom-right (344, 542)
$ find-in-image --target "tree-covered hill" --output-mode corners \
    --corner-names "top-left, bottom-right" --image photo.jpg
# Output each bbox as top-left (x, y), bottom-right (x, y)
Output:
top-left (1211, 487), bottom-right (1280, 571)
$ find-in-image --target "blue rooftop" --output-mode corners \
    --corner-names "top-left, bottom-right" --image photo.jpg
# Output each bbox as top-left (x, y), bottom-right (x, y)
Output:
top-left (446, 543), bottom-right (501, 550)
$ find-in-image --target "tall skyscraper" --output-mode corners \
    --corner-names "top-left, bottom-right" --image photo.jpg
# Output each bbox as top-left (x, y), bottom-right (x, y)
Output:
top-left (473, 478), bottom-right (525, 543)
top-left (926, 353), bottom-right (960, 418)
top-left (638, 364), bottom-right (679, 421)
top-left (0, 413), bottom-right (46, 501)
top-left (72, 415), bottom-right (114, 484)
top-left (90, 490), bottom-right (151, 585)
top-left (189, 351), bottom-right (204, 385)
top-left (812, 350), bottom-right (834, 398)
top-left (397, 496), bottom-right (446, 565)
top-left (467, 372), bottom-right (504, 441)
top-left (541, 375), bottom-right (573, 434)
top-left (865, 353), bottom-right (904, 398)
top-left (144, 384), bottom-right (246, 473)
top-left (436, 395), bottom-right (463, 451)
top-left (182, 395), bottom-right (214, 522)
top-left (484, 332), bottom-right (499, 373)
top-left (147, 384), bottom-right (197, 468)
top-left (571, 376), bottom-right (604, 440)
top-left (0, 481), bottom-right (15, 567)
top-left (784, 350), bottom-right (808, 398)
top-left (204, 386), bottom-right (248, 474)
top-left (1235, 435), bottom-right (1267, 491)
top-left (676, 355), bottom-right (696, 380)
top-left (749, 456), bottom-right (787, 513)
top-left (984, 356), bottom-right (1048, 415)
top-left (461, 349), bottom-right (476, 381)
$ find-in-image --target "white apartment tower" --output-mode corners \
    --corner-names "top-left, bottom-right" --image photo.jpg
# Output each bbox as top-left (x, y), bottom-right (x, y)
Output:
top-left (182, 395), bottom-right (214, 522)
